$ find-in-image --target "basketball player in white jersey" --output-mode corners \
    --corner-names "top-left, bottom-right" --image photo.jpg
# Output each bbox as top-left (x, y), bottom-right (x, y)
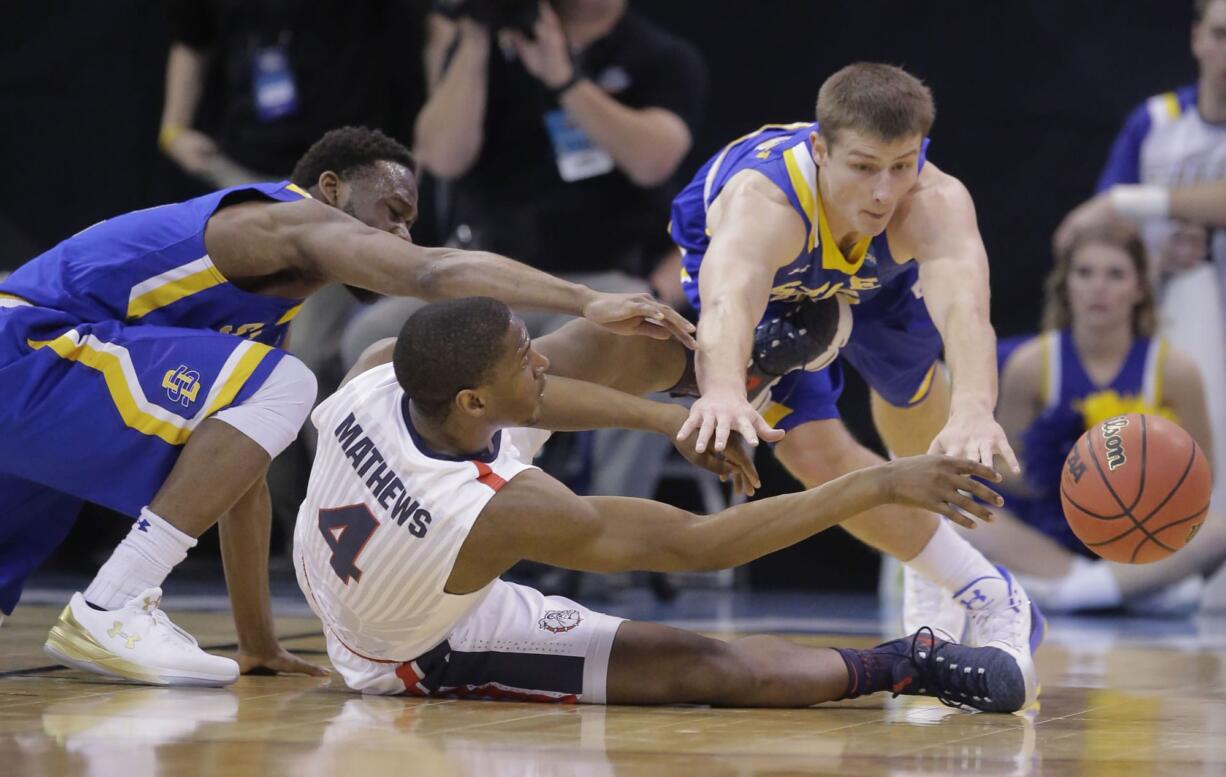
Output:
top-left (294, 296), bottom-right (1034, 711)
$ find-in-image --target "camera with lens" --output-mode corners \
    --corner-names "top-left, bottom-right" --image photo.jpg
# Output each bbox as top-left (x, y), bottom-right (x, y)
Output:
top-left (434, 0), bottom-right (543, 38)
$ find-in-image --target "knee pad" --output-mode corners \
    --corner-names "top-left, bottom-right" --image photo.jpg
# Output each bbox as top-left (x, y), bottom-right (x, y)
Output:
top-left (211, 355), bottom-right (318, 458)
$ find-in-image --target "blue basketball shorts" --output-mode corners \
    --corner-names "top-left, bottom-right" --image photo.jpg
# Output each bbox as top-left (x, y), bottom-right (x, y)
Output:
top-left (0, 302), bottom-right (287, 613)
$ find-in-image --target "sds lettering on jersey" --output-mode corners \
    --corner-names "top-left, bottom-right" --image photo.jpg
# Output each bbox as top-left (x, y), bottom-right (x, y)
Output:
top-left (335, 413), bottom-right (433, 538)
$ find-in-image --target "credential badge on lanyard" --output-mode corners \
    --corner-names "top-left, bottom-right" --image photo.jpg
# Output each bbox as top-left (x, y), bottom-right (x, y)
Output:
top-left (543, 109), bottom-right (615, 182)
top-left (252, 32), bottom-right (299, 122)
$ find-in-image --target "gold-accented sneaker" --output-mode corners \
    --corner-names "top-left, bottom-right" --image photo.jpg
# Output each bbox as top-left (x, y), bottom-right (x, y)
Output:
top-left (44, 588), bottom-right (239, 687)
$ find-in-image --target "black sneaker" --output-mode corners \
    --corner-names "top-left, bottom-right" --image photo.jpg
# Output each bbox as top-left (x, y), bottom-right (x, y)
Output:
top-left (878, 627), bottom-right (1028, 713)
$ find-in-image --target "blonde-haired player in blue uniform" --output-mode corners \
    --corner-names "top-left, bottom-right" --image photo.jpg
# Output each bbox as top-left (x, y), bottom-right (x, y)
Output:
top-left (0, 127), bottom-right (693, 687)
top-left (532, 63), bottom-right (1043, 700)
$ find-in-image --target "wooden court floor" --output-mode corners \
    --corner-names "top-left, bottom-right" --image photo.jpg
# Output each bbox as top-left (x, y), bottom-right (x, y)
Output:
top-left (2, 604), bottom-right (1225, 776)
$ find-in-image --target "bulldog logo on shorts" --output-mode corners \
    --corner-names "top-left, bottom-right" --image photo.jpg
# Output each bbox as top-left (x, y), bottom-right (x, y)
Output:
top-left (538, 609), bottom-right (582, 634)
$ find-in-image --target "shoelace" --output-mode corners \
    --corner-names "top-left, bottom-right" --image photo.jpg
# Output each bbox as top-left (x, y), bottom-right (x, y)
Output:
top-left (905, 626), bottom-right (994, 710)
top-left (967, 587), bottom-right (1026, 646)
top-left (137, 596), bottom-right (201, 649)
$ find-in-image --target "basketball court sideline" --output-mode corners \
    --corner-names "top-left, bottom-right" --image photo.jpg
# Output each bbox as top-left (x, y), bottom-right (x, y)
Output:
top-left (2, 587), bottom-right (1225, 777)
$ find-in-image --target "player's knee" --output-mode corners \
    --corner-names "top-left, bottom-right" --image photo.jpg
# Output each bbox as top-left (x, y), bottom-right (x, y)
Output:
top-left (211, 354), bottom-right (317, 459)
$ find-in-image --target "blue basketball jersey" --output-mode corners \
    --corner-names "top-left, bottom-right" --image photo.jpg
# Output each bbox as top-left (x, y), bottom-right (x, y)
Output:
top-left (669, 122), bottom-right (930, 315)
top-left (1013, 330), bottom-right (1170, 552)
top-left (0, 181), bottom-right (311, 346)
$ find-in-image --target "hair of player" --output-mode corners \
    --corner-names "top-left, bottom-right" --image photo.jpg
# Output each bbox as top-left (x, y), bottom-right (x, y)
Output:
top-left (1042, 223), bottom-right (1156, 337)
top-left (290, 126), bottom-right (418, 188)
top-left (394, 297), bottom-right (514, 419)
top-left (1194, 0), bottom-right (1218, 23)
top-left (816, 63), bottom-right (935, 145)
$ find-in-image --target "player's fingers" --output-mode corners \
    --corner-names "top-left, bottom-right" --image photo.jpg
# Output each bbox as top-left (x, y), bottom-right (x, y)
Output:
top-left (733, 416), bottom-right (759, 448)
top-left (956, 458), bottom-right (1002, 483)
top-left (937, 502), bottom-right (978, 529)
top-left (713, 415), bottom-right (735, 453)
top-left (694, 413), bottom-right (716, 453)
top-left (949, 491), bottom-right (994, 523)
top-left (632, 319), bottom-right (672, 340)
top-left (957, 476), bottom-right (1003, 507)
top-left (728, 448), bottom-right (759, 490)
top-left (676, 407), bottom-right (702, 441)
top-left (754, 415), bottom-right (785, 443)
top-left (997, 438), bottom-right (1022, 474)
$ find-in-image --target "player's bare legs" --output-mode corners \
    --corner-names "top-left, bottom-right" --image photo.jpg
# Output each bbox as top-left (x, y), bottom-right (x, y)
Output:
top-left (150, 418), bottom-right (272, 537)
top-left (604, 620), bottom-right (1027, 711)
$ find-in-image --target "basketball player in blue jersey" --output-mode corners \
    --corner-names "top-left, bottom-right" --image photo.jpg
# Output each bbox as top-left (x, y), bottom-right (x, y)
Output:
top-left (0, 126), bottom-right (694, 687)
top-left (529, 63), bottom-right (1043, 688)
top-left (968, 224), bottom-right (1226, 613)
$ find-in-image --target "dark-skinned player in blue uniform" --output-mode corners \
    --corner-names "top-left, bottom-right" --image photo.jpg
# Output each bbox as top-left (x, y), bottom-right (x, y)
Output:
top-left (0, 126), bottom-right (694, 687)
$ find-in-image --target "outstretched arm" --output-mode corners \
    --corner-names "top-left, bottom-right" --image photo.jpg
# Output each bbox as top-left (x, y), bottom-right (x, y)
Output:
top-left (205, 198), bottom-right (695, 346)
top-left (341, 340), bottom-right (758, 493)
top-left (450, 455), bottom-right (1001, 591)
top-left (679, 172), bottom-right (805, 452)
top-left (897, 168), bottom-right (1019, 472)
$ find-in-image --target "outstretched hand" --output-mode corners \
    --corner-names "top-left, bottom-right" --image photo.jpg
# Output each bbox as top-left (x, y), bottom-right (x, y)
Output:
top-left (237, 646), bottom-right (329, 678)
top-left (928, 410), bottom-right (1020, 474)
top-left (582, 292), bottom-right (697, 348)
top-left (673, 426), bottom-right (760, 497)
top-left (677, 390), bottom-right (785, 453)
top-left (883, 454), bottom-right (1003, 528)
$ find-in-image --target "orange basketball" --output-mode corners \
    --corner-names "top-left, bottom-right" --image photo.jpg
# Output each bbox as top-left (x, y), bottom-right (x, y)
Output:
top-left (1060, 413), bottom-right (1211, 564)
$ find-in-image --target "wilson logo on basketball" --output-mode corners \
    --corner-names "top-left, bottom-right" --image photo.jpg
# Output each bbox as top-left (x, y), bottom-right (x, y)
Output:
top-left (538, 610), bottom-right (582, 634)
top-left (1100, 416), bottom-right (1129, 471)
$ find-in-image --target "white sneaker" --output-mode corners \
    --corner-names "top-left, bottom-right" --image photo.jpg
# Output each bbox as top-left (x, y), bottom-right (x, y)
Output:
top-left (901, 564), bottom-right (967, 643)
top-left (44, 588), bottom-right (239, 687)
top-left (957, 566), bottom-right (1046, 708)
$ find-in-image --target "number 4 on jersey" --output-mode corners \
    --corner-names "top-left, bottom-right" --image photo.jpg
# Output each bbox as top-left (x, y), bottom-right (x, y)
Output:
top-left (318, 504), bottom-right (379, 584)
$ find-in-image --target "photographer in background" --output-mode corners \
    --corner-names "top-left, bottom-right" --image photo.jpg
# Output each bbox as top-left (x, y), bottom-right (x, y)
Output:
top-left (340, 0), bottom-right (708, 523)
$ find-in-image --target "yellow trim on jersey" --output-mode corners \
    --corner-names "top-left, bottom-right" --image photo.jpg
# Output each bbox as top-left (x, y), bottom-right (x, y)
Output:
top-left (1161, 92), bottom-right (1182, 120)
top-left (26, 332), bottom-right (272, 446)
top-left (127, 263), bottom-right (228, 320)
top-left (781, 142), bottom-right (871, 275)
top-left (0, 292), bottom-right (31, 307)
top-left (275, 303), bottom-right (304, 326)
top-left (202, 341), bottom-right (274, 417)
top-left (285, 183), bottom-right (312, 199)
top-left (761, 402), bottom-right (793, 428)
top-left (1153, 337), bottom-right (1168, 407)
top-left (782, 149), bottom-right (819, 252)
top-left (907, 362), bottom-right (939, 405)
top-left (815, 190), bottom-right (871, 275)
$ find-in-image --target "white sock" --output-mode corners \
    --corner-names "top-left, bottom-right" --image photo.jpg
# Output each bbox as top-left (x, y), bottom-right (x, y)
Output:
top-left (1047, 557), bottom-right (1122, 611)
top-left (904, 518), bottom-right (1002, 596)
top-left (84, 507), bottom-right (197, 610)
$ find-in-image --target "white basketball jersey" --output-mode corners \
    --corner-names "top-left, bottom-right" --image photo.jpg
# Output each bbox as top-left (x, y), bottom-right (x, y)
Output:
top-left (293, 364), bottom-right (546, 662)
top-left (1135, 89), bottom-right (1226, 266)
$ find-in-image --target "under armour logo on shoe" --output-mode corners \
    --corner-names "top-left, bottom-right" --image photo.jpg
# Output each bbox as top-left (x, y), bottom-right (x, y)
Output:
top-left (136, 519), bottom-right (150, 532)
top-left (959, 588), bottom-right (989, 610)
top-left (107, 621), bottom-right (142, 650)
